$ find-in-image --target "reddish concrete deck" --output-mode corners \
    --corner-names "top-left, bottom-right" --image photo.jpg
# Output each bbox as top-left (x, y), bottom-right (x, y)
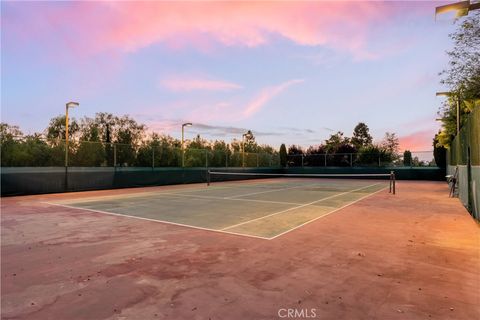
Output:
top-left (1, 181), bottom-right (479, 320)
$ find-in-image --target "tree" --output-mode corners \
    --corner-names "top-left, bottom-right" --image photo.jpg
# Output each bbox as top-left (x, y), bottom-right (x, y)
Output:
top-left (411, 157), bottom-right (426, 167)
top-left (155, 134), bottom-right (181, 167)
top-left (243, 130), bottom-right (258, 154)
top-left (287, 145), bottom-right (304, 166)
top-left (279, 144), bottom-right (287, 167)
top-left (324, 131), bottom-right (350, 153)
top-left (256, 144), bottom-right (278, 167)
top-left (351, 122), bottom-right (372, 149)
top-left (210, 140), bottom-right (231, 167)
top-left (111, 115), bottom-right (146, 166)
top-left (74, 117), bottom-right (106, 166)
top-left (287, 145), bottom-right (303, 155)
top-left (433, 134), bottom-right (447, 168)
top-left (323, 132), bottom-right (357, 166)
top-left (46, 115), bottom-right (79, 143)
top-left (0, 123), bottom-right (22, 140)
top-left (188, 134), bottom-right (208, 150)
top-left (0, 124), bottom-right (57, 166)
top-left (381, 132), bottom-right (399, 154)
top-left (403, 150), bottom-right (412, 166)
top-left (237, 130), bottom-right (259, 166)
top-left (21, 134), bottom-right (57, 166)
top-left (185, 134), bottom-right (211, 167)
top-left (304, 145), bottom-right (326, 166)
top-left (440, 11), bottom-right (480, 95)
top-left (1, 123), bottom-right (23, 166)
top-left (356, 144), bottom-right (393, 166)
top-left (93, 113), bottom-right (116, 165)
top-left (331, 143), bottom-right (357, 166)
top-left (78, 117), bottom-right (103, 143)
top-left (437, 11), bottom-right (480, 147)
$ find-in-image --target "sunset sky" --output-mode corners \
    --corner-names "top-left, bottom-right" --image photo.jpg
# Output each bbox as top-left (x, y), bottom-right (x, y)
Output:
top-left (1, 1), bottom-right (459, 151)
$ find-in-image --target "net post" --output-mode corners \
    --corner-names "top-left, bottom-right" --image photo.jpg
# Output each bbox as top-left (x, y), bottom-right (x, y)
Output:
top-left (207, 169), bottom-right (211, 186)
top-left (390, 171), bottom-right (396, 195)
top-left (389, 174), bottom-right (392, 193)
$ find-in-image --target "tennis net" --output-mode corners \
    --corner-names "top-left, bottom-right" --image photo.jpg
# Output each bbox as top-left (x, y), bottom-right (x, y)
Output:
top-left (207, 171), bottom-right (396, 194)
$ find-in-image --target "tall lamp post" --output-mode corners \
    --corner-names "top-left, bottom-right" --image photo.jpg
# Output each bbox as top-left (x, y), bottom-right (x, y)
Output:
top-left (65, 101), bottom-right (79, 167)
top-left (436, 92), bottom-right (460, 136)
top-left (242, 130), bottom-right (253, 167)
top-left (435, 0), bottom-right (480, 18)
top-left (182, 122), bottom-right (192, 167)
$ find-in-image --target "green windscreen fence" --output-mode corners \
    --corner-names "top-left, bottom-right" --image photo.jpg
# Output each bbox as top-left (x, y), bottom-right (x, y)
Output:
top-left (0, 167), bottom-right (282, 196)
top-left (448, 106), bottom-right (480, 167)
top-left (447, 106), bottom-right (480, 220)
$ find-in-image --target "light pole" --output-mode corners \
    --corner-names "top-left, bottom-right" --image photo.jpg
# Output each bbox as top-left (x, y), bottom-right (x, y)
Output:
top-left (436, 92), bottom-right (460, 136)
top-left (435, 0), bottom-right (480, 19)
top-left (242, 130), bottom-right (253, 167)
top-left (182, 122), bottom-right (192, 167)
top-left (65, 101), bottom-right (79, 167)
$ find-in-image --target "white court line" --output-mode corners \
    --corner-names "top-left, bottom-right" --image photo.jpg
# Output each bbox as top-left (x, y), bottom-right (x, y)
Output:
top-left (51, 179), bottom-right (353, 205)
top-left (221, 183), bottom-right (382, 231)
top-left (45, 202), bottom-right (270, 240)
top-left (155, 192), bottom-right (304, 206)
top-left (267, 186), bottom-right (389, 240)
top-left (50, 184), bottom-right (239, 205)
top-left (44, 183), bottom-right (389, 241)
top-left (224, 182), bottom-right (320, 199)
top-left (50, 192), bottom-right (303, 212)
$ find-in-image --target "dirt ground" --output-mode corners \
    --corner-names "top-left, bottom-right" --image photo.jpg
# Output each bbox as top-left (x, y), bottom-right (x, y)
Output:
top-left (1, 181), bottom-right (479, 320)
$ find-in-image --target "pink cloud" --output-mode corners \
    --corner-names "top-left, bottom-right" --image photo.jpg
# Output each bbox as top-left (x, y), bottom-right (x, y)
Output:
top-left (243, 79), bottom-right (304, 117)
top-left (160, 77), bottom-right (242, 92)
top-left (4, 1), bottom-right (421, 60)
top-left (176, 79), bottom-right (304, 124)
top-left (399, 130), bottom-right (435, 151)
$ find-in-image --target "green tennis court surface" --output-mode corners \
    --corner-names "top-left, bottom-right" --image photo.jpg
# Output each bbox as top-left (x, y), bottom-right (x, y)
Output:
top-left (49, 178), bottom-right (389, 239)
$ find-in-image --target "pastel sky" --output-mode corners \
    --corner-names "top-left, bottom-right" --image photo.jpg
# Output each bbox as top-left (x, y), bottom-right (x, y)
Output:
top-left (1, 1), bottom-right (459, 151)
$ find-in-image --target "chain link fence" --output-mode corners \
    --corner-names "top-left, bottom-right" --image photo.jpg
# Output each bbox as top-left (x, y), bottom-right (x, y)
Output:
top-left (1, 136), bottom-right (435, 168)
top-left (0, 138), bottom-right (280, 168)
top-left (286, 151), bottom-right (435, 167)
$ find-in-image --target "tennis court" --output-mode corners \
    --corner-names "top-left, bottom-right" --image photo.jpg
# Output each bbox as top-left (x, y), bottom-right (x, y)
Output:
top-left (3, 179), bottom-right (480, 320)
top-left (48, 173), bottom-right (393, 239)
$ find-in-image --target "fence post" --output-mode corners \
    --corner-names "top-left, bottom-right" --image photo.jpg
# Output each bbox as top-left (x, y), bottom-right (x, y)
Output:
top-left (152, 147), bottom-right (155, 168)
top-left (257, 153), bottom-right (259, 167)
top-left (114, 144), bottom-right (117, 167)
top-left (205, 149), bottom-right (208, 168)
top-left (378, 154), bottom-right (380, 167)
top-left (324, 153), bottom-right (327, 167)
top-left (301, 154), bottom-right (304, 167)
top-left (159, 146), bottom-right (163, 166)
top-left (226, 152), bottom-right (228, 168)
top-left (350, 153), bottom-right (353, 167)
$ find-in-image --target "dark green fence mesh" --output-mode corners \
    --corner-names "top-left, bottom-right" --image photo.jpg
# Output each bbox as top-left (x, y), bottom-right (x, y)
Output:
top-left (449, 106), bottom-right (480, 166)
top-left (447, 106), bottom-right (479, 220)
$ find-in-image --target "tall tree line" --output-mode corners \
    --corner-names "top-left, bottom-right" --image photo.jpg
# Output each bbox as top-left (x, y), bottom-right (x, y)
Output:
top-left (285, 122), bottom-right (401, 167)
top-left (0, 113), bottom-right (278, 167)
top-left (436, 11), bottom-right (480, 149)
